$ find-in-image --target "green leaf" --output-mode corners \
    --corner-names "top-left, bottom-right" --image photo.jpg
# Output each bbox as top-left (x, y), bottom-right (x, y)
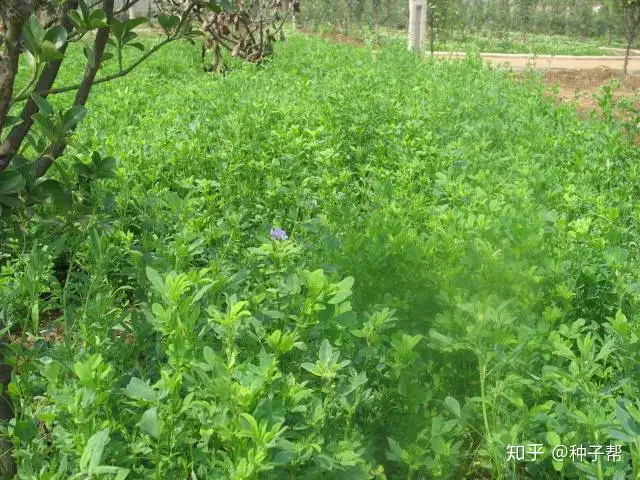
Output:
top-left (25, 51), bottom-right (38, 75)
top-left (146, 267), bottom-right (165, 294)
top-left (342, 371), bottom-right (368, 396)
top-left (125, 377), bottom-right (157, 402)
top-left (92, 467), bottom-right (129, 478)
top-left (140, 407), bottom-right (159, 439)
top-left (0, 194), bottom-right (23, 208)
top-left (203, 346), bottom-right (225, 371)
top-left (609, 428), bottom-right (633, 442)
top-left (61, 106), bottom-right (88, 131)
top-left (111, 19), bottom-right (125, 40)
top-left (79, 0), bottom-right (91, 21)
top-left (101, 51), bottom-right (114, 64)
top-left (80, 428), bottom-right (110, 473)
top-left (31, 93), bottom-right (54, 116)
top-left (114, 469), bottom-right (130, 480)
top-left (88, 9), bottom-right (109, 29)
top-left (0, 170), bottom-right (26, 195)
top-left (314, 453), bottom-right (335, 470)
top-left (301, 362), bottom-right (323, 376)
top-left (318, 339), bottom-right (332, 364)
top-left (158, 14), bottom-right (180, 33)
top-left (32, 112), bottom-right (56, 139)
top-left (10, 155), bottom-right (36, 187)
top-left (43, 26), bottom-right (68, 49)
top-left (546, 431), bottom-right (561, 447)
top-left (386, 437), bottom-right (407, 462)
top-left (83, 44), bottom-right (96, 69)
top-left (68, 11), bottom-right (86, 31)
top-left (73, 161), bottom-right (94, 178)
top-left (307, 269), bottom-right (325, 294)
top-left (23, 15), bottom-right (45, 54)
top-left (616, 403), bottom-right (640, 436)
top-left (328, 290), bottom-right (352, 305)
top-left (37, 179), bottom-right (72, 209)
top-left (2, 115), bottom-right (21, 130)
top-left (429, 329), bottom-right (454, 346)
top-left (239, 413), bottom-right (260, 439)
top-left (91, 151), bottom-right (117, 176)
top-left (122, 31), bottom-right (138, 45)
top-left (209, 0), bottom-right (233, 11)
top-left (39, 40), bottom-right (65, 61)
top-left (444, 396), bottom-right (461, 417)
top-left (335, 276), bottom-right (354, 292)
top-left (125, 17), bottom-right (148, 32)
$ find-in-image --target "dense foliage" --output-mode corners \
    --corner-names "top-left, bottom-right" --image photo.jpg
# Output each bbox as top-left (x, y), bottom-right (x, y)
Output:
top-left (298, 0), bottom-right (637, 51)
top-left (1, 33), bottom-right (640, 479)
top-left (0, 2), bottom-right (208, 475)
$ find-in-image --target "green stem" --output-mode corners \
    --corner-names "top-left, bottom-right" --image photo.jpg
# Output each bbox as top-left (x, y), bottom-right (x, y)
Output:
top-left (479, 357), bottom-right (491, 441)
top-left (12, 64), bottom-right (41, 104)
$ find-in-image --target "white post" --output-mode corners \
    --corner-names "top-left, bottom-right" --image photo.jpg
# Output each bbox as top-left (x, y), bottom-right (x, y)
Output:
top-left (408, 0), bottom-right (427, 52)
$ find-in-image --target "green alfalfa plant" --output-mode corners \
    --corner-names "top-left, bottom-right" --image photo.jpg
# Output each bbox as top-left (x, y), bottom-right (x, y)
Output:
top-left (595, 79), bottom-right (621, 123)
top-left (428, 296), bottom-right (530, 477)
top-left (611, 96), bottom-right (640, 144)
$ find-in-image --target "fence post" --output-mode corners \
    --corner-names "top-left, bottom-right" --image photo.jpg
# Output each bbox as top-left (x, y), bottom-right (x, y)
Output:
top-left (408, 0), bottom-right (427, 51)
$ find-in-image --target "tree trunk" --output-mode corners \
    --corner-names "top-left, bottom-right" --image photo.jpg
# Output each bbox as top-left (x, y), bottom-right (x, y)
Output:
top-left (0, 346), bottom-right (15, 478)
top-left (624, 40), bottom-right (632, 74)
top-left (0, 2), bottom-right (37, 140)
top-left (0, 46), bottom-right (21, 140)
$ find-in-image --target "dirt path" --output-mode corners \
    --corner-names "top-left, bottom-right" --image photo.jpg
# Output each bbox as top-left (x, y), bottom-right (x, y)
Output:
top-left (432, 51), bottom-right (640, 73)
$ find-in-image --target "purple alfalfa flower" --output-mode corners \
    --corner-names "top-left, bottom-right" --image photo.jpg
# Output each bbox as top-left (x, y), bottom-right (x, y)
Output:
top-left (270, 227), bottom-right (289, 241)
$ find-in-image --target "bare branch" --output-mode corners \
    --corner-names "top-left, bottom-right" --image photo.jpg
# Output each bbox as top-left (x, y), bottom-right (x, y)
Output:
top-left (114, 0), bottom-right (145, 15)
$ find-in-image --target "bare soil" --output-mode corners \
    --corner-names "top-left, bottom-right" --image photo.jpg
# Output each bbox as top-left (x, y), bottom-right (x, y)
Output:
top-left (300, 28), bottom-right (365, 47)
top-left (538, 67), bottom-right (640, 111)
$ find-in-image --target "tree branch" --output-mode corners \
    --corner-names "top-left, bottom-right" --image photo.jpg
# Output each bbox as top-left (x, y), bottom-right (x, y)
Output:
top-left (35, 0), bottom-right (116, 178)
top-left (114, 0), bottom-right (144, 16)
top-left (12, 2), bottom-right (194, 104)
top-left (0, 1), bottom-right (38, 142)
top-left (0, 0), bottom-right (78, 173)
top-left (16, 36), bottom-right (177, 102)
top-left (33, 1), bottom-right (195, 178)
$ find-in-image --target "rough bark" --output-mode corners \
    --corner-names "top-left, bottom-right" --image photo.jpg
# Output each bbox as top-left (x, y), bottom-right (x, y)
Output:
top-left (0, 1), bottom-right (39, 141)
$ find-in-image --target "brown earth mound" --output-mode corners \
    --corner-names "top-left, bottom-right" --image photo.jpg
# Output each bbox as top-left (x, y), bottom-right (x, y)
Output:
top-left (541, 67), bottom-right (640, 111)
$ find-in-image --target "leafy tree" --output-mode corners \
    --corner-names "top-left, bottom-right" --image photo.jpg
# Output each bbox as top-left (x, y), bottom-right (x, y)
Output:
top-left (0, 0), bottom-right (210, 474)
top-left (611, 0), bottom-right (640, 73)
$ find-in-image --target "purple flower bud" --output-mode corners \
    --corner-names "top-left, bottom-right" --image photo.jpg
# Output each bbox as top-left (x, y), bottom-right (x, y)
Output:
top-left (270, 227), bottom-right (289, 241)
